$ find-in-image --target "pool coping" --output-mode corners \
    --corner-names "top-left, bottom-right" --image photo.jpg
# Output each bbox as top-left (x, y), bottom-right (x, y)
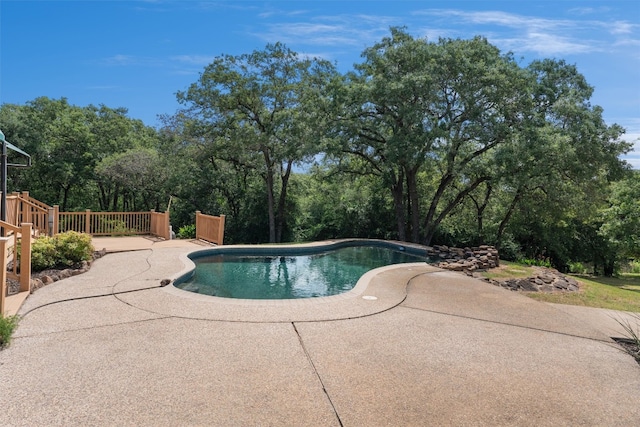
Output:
top-left (116, 239), bottom-right (443, 323)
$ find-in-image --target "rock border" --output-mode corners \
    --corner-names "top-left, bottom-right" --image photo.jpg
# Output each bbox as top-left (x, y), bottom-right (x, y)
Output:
top-left (428, 244), bottom-right (579, 293)
top-left (481, 268), bottom-right (581, 293)
top-left (7, 249), bottom-right (107, 295)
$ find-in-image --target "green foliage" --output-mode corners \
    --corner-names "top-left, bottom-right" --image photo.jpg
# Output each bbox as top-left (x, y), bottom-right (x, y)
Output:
top-left (30, 232), bottom-right (94, 271)
top-left (30, 236), bottom-right (58, 271)
top-left (292, 170), bottom-right (396, 242)
top-left (0, 29), bottom-right (634, 268)
top-left (0, 315), bottom-right (19, 349)
top-left (597, 172), bottom-right (640, 260)
top-left (613, 312), bottom-right (640, 364)
top-left (627, 260), bottom-right (640, 274)
top-left (495, 236), bottom-right (523, 262)
top-left (177, 224), bottom-right (196, 239)
top-left (517, 258), bottom-right (553, 268)
top-left (98, 218), bottom-right (134, 235)
top-left (0, 97), bottom-right (169, 212)
top-left (175, 42), bottom-right (338, 243)
top-left (567, 261), bottom-right (588, 275)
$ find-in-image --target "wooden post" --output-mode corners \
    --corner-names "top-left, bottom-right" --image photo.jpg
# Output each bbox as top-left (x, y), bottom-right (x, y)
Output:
top-left (13, 192), bottom-right (20, 227)
top-left (21, 191), bottom-right (31, 225)
top-left (218, 215), bottom-right (225, 245)
top-left (85, 209), bottom-right (91, 234)
top-left (53, 205), bottom-right (59, 236)
top-left (195, 211), bottom-right (201, 240)
top-left (19, 223), bottom-right (31, 293)
top-left (0, 237), bottom-right (8, 316)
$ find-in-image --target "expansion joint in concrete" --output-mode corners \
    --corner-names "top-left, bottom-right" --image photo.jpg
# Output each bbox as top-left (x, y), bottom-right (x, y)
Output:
top-left (292, 322), bottom-right (344, 427)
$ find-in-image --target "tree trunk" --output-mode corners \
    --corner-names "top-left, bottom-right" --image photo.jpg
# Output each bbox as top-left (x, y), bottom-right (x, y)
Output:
top-left (61, 185), bottom-right (71, 212)
top-left (111, 184), bottom-right (120, 211)
top-left (276, 161), bottom-right (293, 243)
top-left (496, 189), bottom-right (523, 249)
top-left (423, 172), bottom-right (454, 245)
top-left (603, 257), bottom-right (616, 277)
top-left (98, 183), bottom-right (109, 211)
top-left (424, 175), bottom-right (489, 246)
top-left (406, 167), bottom-right (420, 243)
top-left (390, 169), bottom-right (406, 242)
top-left (265, 168), bottom-right (276, 243)
top-left (471, 183), bottom-right (492, 242)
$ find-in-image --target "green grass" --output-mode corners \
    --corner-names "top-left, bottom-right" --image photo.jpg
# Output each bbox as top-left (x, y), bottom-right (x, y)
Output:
top-left (481, 260), bottom-right (537, 280)
top-left (481, 261), bottom-right (640, 313)
top-left (0, 315), bottom-right (19, 348)
top-left (524, 274), bottom-right (640, 313)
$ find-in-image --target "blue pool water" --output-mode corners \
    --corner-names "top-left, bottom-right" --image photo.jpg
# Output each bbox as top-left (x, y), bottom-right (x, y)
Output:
top-left (175, 242), bottom-right (430, 299)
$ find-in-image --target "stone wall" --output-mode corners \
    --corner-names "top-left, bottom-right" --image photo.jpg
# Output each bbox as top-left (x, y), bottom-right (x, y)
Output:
top-left (426, 245), bottom-right (499, 272)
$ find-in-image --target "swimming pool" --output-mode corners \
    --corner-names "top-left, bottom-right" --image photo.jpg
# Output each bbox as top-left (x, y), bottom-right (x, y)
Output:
top-left (174, 240), bottom-right (432, 299)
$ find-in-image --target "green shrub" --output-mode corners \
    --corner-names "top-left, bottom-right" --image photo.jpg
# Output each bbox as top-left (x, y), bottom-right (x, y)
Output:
top-left (54, 231), bottom-right (94, 266)
top-left (177, 224), bottom-right (196, 239)
top-left (628, 260), bottom-right (640, 274)
top-left (0, 315), bottom-right (19, 348)
top-left (568, 261), bottom-right (588, 274)
top-left (30, 236), bottom-right (58, 271)
top-left (30, 231), bottom-right (94, 271)
top-left (99, 218), bottom-right (132, 235)
top-left (496, 236), bottom-right (522, 261)
top-left (518, 258), bottom-right (553, 268)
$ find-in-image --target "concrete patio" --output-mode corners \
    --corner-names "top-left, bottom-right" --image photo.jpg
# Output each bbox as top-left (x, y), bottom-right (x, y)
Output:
top-left (0, 237), bottom-right (639, 426)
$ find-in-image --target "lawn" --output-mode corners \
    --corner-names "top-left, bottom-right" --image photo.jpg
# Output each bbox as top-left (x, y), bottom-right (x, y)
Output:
top-left (482, 262), bottom-right (640, 313)
top-left (526, 274), bottom-right (640, 313)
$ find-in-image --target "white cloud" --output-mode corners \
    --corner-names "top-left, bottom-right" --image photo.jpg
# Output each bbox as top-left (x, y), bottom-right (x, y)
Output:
top-left (253, 13), bottom-right (398, 48)
top-left (411, 9), bottom-right (637, 57)
top-left (100, 54), bottom-right (163, 67)
top-left (610, 20), bottom-right (635, 35)
top-left (499, 32), bottom-right (594, 55)
top-left (170, 55), bottom-right (215, 66)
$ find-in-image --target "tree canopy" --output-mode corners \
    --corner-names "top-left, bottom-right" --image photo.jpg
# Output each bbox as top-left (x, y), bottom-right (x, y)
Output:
top-left (0, 28), bottom-right (635, 274)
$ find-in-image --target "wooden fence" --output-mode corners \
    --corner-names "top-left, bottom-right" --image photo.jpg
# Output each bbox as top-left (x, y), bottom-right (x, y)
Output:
top-left (55, 207), bottom-right (170, 239)
top-left (0, 222), bottom-right (32, 316)
top-left (4, 193), bottom-right (171, 240)
top-left (195, 211), bottom-right (225, 245)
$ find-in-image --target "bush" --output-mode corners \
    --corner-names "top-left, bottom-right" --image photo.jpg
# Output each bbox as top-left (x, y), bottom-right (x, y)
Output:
top-left (0, 315), bottom-right (19, 348)
top-left (496, 236), bottom-right (522, 262)
top-left (177, 224), bottom-right (196, 239)
top-left (30, 231), bottom-right (94, 271)
top-left (568, 261), bottom-right (588, 275)
top-left (30, 236), bottom-right (58, 271)
top-left (518, 258), bottom-right (553, 268)
top-left (627, 260), bottom-right (640, 274)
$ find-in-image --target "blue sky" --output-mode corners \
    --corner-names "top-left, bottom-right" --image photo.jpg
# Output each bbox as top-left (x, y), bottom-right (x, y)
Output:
top-left (1, 0), bottom-right (639, 168)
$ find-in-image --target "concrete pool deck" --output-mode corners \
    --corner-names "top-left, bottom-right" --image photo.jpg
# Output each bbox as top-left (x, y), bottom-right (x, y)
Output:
top-left (1, 237), bottom-right (639, 426)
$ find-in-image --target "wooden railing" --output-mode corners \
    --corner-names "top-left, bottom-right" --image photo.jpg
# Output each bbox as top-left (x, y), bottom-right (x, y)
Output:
top-left (0, 222), bottom-right (32, 316)
top-left (195, 211), bottom-right (225, 245)
top-left (6, 191), bottom-right (49, 236)
top-left (3, 193), bottom-right (171, 240)
top-left (56, 208), bottom-right (170, 240)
